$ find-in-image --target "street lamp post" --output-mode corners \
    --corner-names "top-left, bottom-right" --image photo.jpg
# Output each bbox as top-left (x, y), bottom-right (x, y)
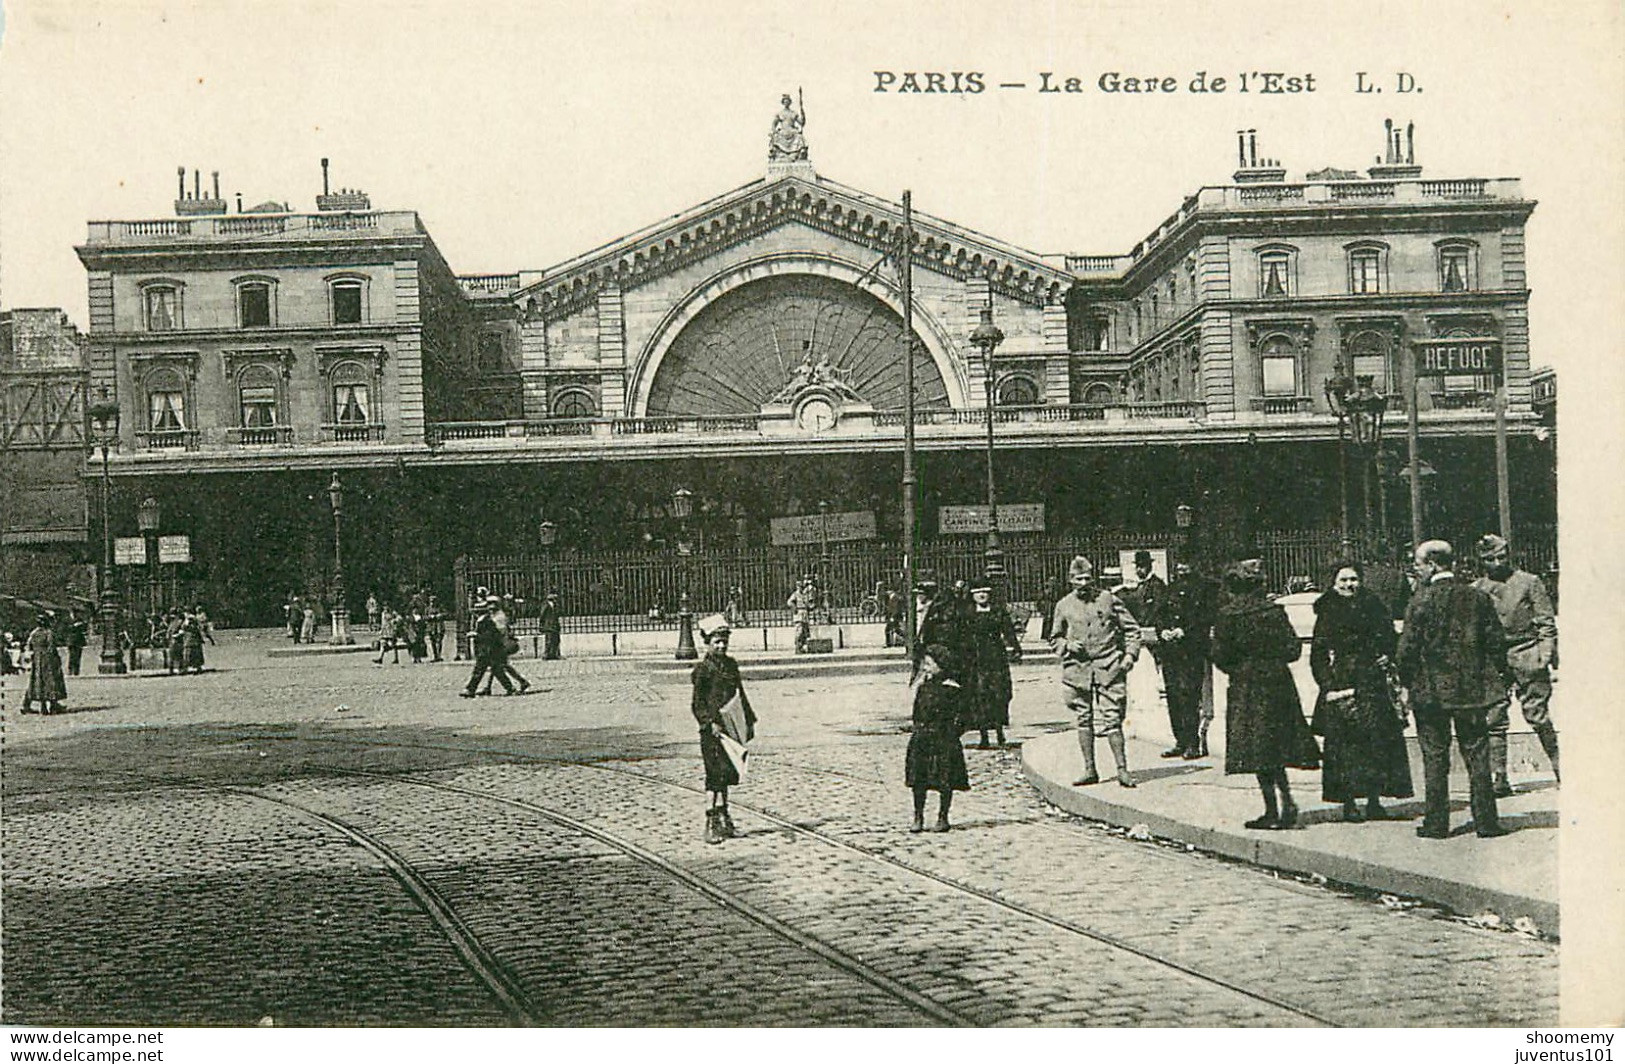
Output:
top-left (1324, 373), bottom-right (1355, 558)
top-left (328, 473), bottom-right (353, 645)
top-left (87, 388), bottom-right (126, 674)
top-left (1174, 502), bottom-right (1194, 566)
top-left (137, 496), bottom-right (162, 618)
top-left (1346, 375), bottom-right (1388, 548)
top-left (969, 306), bottom-right (1007, 587)
top-left (817, 500), bottom-right (831, 623)
top-left (672, 486), bottom-right (697, 660)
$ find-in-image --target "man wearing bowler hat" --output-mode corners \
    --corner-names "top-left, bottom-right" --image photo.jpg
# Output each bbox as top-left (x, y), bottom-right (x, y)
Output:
top-left (1050, 555), bottom-right (1143, 787)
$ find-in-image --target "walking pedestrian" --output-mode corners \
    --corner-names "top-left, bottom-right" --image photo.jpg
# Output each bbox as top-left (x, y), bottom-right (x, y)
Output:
top-left (286, 594), bottom-right (301, 643)
top-left (166, 610), bottom-right (186, 675)
top-left (690, 616), bottom-right (756, 843)
top-left (23, 614), bottom-right (67, 714)
top-left (905, 643), bottom-right (970, 832)
top-left (964, 582), bottom-right (1019, 748)
top-left (180, 608), bottom-right (206, 674)
top-left (539, 591), bottom-right (562, 660)
top-left (366, 593), bottom-right (380, 631)
top-left (300, 601), bottom-right (317, 644)
top-left (1050, 555), bottom-right (1143, 788)
top-left (460, 598), bottom-right (514, 697)
top-left (1396, 541), bottom-right (1509, 839)
top-left (1211, 558), bottom-right (1320, 830)
top-left (1310, 562), bottom-right (1412, 822)
top-left (1160, 561), bottom-right (1216, 759)
top-left (477, 597), bottom-right (529, 694)
top-left (195, 604), bottom-right (217, 645)
top-left (63, 610), bottom-right (88, 676)
top-left (425, 595), bottom-right (446, 662)
top-left (1472, 533), bottom-right (1559, 793)
top-left (374, 605), bottom-right (404, 665)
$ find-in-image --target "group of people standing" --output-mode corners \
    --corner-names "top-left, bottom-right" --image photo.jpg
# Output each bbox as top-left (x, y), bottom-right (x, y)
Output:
top-left (371, 590), bottom-right (447, 666)
top-left (147, 606), bottom-right (211, 675)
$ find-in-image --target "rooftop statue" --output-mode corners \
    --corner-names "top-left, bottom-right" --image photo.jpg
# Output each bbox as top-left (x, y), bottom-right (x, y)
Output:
top-left (769, 91), bottom-right (809, 162)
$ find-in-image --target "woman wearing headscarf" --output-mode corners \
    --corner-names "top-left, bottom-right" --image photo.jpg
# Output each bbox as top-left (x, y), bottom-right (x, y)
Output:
top-left (690, 616), bottom-right (755, 844)
top-left (1211, 559), bottom-right (1320, 829)
top-left (963, 582), bottom-right (1020, 748)
top-left (24, 613), bottom-right (67, 714)
top-left (1311, 561), bottom-right (1413, 821)
top-left (905, 643), bottom-right (971, 832)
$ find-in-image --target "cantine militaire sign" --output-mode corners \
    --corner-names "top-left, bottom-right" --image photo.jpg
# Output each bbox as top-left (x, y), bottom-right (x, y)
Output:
top-left (938, 503), bottom-right (1046, 534)
top-left (1413, 337), bottom-right (1502, 378)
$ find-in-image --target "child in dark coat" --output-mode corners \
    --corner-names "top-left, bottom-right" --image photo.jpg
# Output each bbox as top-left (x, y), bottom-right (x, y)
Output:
top-left (905, 643), bottom-right (971, 832)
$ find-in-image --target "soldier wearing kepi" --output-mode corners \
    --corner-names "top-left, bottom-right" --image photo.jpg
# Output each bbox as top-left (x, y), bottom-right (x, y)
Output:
top-left (1050, 555), bottom-right (1143, 787)
top-left (1473, 533), bottom-right (1559, 793)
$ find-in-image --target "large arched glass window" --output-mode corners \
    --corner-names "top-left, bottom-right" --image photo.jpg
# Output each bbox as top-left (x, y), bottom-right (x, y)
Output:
top-left (551, 388), bottom-right (597, 419)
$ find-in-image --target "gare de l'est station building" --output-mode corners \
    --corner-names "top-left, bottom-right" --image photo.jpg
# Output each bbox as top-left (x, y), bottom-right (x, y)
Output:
top-left (74, 114), bottom-right (1549, 620)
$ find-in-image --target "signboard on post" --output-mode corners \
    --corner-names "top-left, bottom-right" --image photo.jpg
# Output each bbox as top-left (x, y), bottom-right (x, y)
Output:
top-left (114, 537), bottom-right (145, 566)
top-left (1413, 337), bottom-right (1503, 378)
top-left (157, 534), bottom-right (192, 565)
top-left (938, 503), bottom-right (1046, 534)
top-left (769, 510), bottom-right (876, 547)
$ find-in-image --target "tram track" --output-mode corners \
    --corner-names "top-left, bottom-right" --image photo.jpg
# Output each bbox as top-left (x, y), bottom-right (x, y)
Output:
top-left (79, 764), bottom-right (972, 1027)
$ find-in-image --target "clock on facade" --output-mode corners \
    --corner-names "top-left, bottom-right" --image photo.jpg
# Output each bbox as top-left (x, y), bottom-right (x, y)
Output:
top-left (796, 397), bottom-right (837, 432)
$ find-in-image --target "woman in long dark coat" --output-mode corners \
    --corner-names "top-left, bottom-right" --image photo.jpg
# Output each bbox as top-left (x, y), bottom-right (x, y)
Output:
top-left (1211, 560), bottom-right (1320, 829)
top-left (180, 611), bottom-right (205, 673)
top-left (905, 643), bottom-right (971, 832)
top-left (691, 619), bottom-right (755, 844)
top-left (1311, 562), bottom-right (1413, 821)
top-left (24, 614), bottom-right (67, 714)
top-left (964, 584), bottom-right (1020, 748)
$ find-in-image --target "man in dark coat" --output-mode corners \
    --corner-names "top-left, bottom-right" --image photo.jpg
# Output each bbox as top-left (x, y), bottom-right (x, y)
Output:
top-left (1395, 540), bottom-right (1509, 839)
top-left (460, 598), bottom-right (516, 697)
top-left (63, 611), bottom-right (88, 676)
top-left (910, 577), bottom-right (960, 682)
top-left (1160, 561), bottom-right (1216, 759)
top-left (538, 592), bottom-right (563, 660)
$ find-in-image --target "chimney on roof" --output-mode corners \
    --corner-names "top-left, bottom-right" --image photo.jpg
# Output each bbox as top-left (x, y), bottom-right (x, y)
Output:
top-left (174, 164), bottom-right (229, 216)
top-left (315, 159), bottom-right (371, 212)
top-left (1232, 129), bottom-right (1287, 184)
top-left (1369, 118), bottom-right (1423, 179)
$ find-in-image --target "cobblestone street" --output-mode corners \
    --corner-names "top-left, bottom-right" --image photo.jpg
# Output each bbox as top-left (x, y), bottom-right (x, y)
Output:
top-left (0, 637), bottom-right (1558, 1026)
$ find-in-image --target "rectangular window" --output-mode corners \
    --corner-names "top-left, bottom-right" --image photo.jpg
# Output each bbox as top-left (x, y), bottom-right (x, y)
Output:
top-left (332, 283), bottom-right (363, 324)
top-left (1261, 256), bottom-right (1289, 297)
top-left (240, 385), bottom-right (278, 427)
top-left (239, 285), bottom-right (271, 327)
top-left (1349, 252), bottom-right (1382, 294)
top-left (145, 288), bottom-right (177, 331)
top-left (1261, 356), bottom-right (1297, 396)
top-left (148, 391), bottom-right (186, 430)
top-left (334, 384), bottom-right (370, 424)
top-left (1440, 248), bottom-right (1470, 292)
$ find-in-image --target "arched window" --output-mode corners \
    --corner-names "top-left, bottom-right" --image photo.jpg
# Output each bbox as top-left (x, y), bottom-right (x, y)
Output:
top-left (140, 282), bottom-right (183, 331)
top-left (1256, 245), bottom-right (1298, 298)
top-left (1346, 242), bottom-right (1388, 295)
top-left (996, 376), bottom-right (1039, 406)
top-left (1436, 240), bottom-right (1478, 293)
top-left (238, 364), bottom-right (280, 428)
top-left (331, 361), bottom-right (372, 425)
top-left (328, 276), bottom-right (367, 325)
top-left (1348, 330), bottom-right (1392, 392)
top-left (551, 388), bottom-right (597, 419)
top-left (233, 276), bottom-right (277, 328)
top-left (1083, 382), bottom-right (1114, 406)
top-left (145, 368), bottom-right (187, 432)
top-left (1260, 334), bottom-right (1300, 396)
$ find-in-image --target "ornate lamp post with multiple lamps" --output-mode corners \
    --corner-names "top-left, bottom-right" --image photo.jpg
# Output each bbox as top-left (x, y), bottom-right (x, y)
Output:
top-left (969, 306), bottom-right (1007, 587)
top-left (327, 473), bottom-right (353, 645)
top-left (672, 486), bottom-right (697, 660)
top-left (1346, 375), bottom-right (1389, 545)
top-left (87, 388), bottom-right (127, 674)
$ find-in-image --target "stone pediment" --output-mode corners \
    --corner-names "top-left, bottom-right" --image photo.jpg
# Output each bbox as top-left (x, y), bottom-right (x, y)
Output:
top-left (516, 175), bottom-right (1072, 321)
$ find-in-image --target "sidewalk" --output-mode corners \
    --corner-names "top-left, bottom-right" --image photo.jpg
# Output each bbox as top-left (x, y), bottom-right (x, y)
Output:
top-left (1021, 730), bottom-right (1559, 936)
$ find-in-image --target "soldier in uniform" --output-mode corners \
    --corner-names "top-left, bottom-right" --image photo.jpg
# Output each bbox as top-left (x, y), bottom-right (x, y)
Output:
top-left (1050, 556), bottom-right (1143, 788)
top-left (1473, 533), bottom-right (1559, 792)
